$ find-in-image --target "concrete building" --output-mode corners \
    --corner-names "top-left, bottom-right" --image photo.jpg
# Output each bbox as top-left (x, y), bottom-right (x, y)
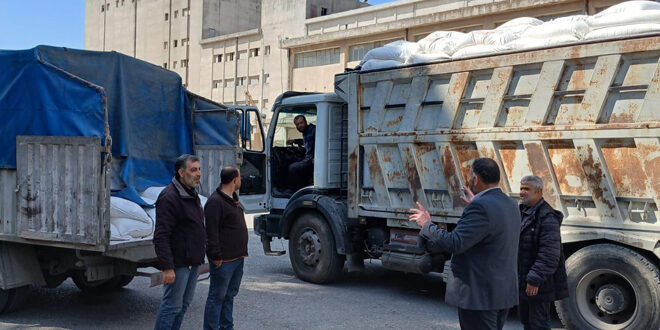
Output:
top-left (86, 0), bottom-right (633, 121)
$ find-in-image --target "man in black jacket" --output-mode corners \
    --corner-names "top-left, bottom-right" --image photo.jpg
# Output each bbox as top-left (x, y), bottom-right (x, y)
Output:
top-left (203, 166), bottom-right (248, 330)
top-left (410, 158), bottom-right (520, 330)
top-left (518, 175), bottom-right (568, 330)
top-left (153, 154), bottom-right (206, 330)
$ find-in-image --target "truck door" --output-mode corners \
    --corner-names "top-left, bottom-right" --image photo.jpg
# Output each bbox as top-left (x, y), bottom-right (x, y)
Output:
top-left (236, 107), bottom-right (268, 213)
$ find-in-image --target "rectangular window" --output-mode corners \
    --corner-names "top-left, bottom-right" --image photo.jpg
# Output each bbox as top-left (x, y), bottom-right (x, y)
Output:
top-left (174, 10), bottom-right (178, 18)
top-left (182, 8), bottom-right (189, 16)
top-left (213, 80), bottom-right (222, 89)
top-left (224, 79), bottom-right (234, 88)
top-left (263, 74), bottom-right (270, 84)
top-left (250, 48), bottom-right (259, 57)
top-left (163, 41), bottom-right (168, 49)
top-left (165, 13), bottom-right (169, 21)
top-left (115, 0), bottom-right (119, 8)
top-left (321, 7), bottom-right (328, 16)
top-left (173, 40), bottom-right (178, 47)
top-left (294, 48), bottom-right (340, 68)
top-left (106, 3), bottom-right (110, 10)
top-left (163, 63), bottom-right (168, 69)
top-left (226, 52), bottom-right (234, 61)
top-left (348, 39), bottom-right (398, 62)
top-left (248, 76), bottom-right (259, 86)
top-left (214, 54), bottom-right (222, 63)
top-left (101, 5), bottom-right (105, 12)
top-left (236, 77), bottom-right (246, 86)
top-left (237, 50), bottom-right (247, 60)
top-left (264, 46), bottom-right (271, 55)
top-left (172, 61), bottom-right (177, 69)
top-left (181, 38), bottom-right (188, 46)
top-left (181, 59), bottom-right (188, 67)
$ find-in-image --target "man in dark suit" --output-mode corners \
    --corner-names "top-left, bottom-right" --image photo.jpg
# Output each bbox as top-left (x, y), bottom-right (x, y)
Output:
top-left (410, 157), bottom-right (520, 330)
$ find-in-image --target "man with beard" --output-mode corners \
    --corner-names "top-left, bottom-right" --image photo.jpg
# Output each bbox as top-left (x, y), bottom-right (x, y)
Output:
top-left (153, 154), bottom-right (206, 330)
top-left (287, 115), bottom-right (315, 189)
top-left (410, 157), bottom-right (520, 330)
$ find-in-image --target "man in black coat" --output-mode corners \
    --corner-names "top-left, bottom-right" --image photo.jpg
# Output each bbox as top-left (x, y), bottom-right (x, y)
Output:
top-left (153, 154), bottom-right (206, 330)
top-left (410, 158), bottom-right (520, 330)
top-left (518, 175), bottom-right (568, 330)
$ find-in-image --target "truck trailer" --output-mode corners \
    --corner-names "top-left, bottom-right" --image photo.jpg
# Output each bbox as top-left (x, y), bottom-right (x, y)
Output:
top-left (251, 34), bottom-right (660, 329)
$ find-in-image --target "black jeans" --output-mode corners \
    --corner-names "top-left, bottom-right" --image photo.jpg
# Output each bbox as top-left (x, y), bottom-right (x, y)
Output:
top-left (519, 299), bottom-right (551, 330)
top-left (288, 157), bottom-right (313, 188)
top-left (458, 308), bottom-right (509, 330)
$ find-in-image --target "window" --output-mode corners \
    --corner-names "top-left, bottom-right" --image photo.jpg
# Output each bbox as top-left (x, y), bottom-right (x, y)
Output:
top-left (250, 48), bottom-right (259, 57)
top-left (115, 0), bottom-right (119, 8)
top-left (181, 59), bottom-right (188, 67)
top-left (106, 3), bottom-right (110, 10)
top-left (213, 80), bottom-right (222, 89)
top-left (182, 8), bottom-right (189, 16)
top-left (348, 39), bottom-right (398, 62)
top-left (101, 5), bottom-right (105, 12)
top-left (165, 13), bottom-right (169, 21)
top-left (121, 0), bottom-right (125, 6)
top-left (181, 38), bottom-right (188, 46)
top-left (226, 52), bottom-right (234, 61)
top-left (262, 99), bottom-right (269, 112)
top-left (264, 46), bottom-right (271, 55)
top-left (163, 41), bottom-right (168, 49)
top-left (163, 63), bottom-right (168, 69)
top-left (214, 54), bottom-right (222, 63)
top-left (263, 74), bottom-right (270, 84)
top-left (236, 77), bottom-right (246, 86)
top-left (174, 10), bottom-right (178, 18)
top-left (249, 76), bottom-right (259, 86)
top-left (294, 48), bottom-right (340, 68)
top-left (321, 7), bottom-right (328, 16)
top-left (173, 40), bottom-right (178, 47)
top-left (172, 61), bottom-right (177, 69)
top-left (224, 79), bottom-right (234, 88)
top-left (237, 50), bottom-right (247, 60)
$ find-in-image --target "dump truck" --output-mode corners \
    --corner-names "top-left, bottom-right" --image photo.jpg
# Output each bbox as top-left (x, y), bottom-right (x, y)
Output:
top-left (250, 34), bottom-right (660, 329)
top-left (0, 46), bottom-right (260, 314)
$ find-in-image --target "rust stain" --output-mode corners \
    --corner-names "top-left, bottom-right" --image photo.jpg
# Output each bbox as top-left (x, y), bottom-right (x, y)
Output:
top-left (601, 145), bottom-right (646, 198)
top-left (366, 148), bottom-right (386, 187)
top-left (548, 146), bottom-right (586, 196)
top-left (348, 151), bottom-right (358, 201)
top-left (404, 149), bottom-right (423, 203)
top-left (21, 189), bottom-right (41, 218)
top-left (440, 145), bottom-right (463, 208)
top-left (637, 142), bottom-right (660, 199)
top-left (386, 115), bottom-right (402, 128)
top-left (381, 151), bottom-right (392, 163)
top-left (500, 147), bottom-right (517, 183)
top-left (577, 144), bottom-right (616, 210)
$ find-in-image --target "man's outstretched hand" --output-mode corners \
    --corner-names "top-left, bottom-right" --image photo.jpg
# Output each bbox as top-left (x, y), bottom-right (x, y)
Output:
top-left (460, 185), bottom-right (474, 205)
top-left (409, 202), bottom-right (431, 227)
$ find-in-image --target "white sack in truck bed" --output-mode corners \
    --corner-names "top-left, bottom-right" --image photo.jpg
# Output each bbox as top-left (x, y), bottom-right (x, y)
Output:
top-left (358, 1), bottom-right (660, 71)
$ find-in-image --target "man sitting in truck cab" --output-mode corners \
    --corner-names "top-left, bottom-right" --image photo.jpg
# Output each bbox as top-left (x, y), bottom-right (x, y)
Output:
top-left (286, 115), bottom-right (315, 189)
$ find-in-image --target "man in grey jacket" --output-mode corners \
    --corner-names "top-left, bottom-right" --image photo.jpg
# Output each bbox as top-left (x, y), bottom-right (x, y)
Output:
top-left (410, 157), bottom-right (520, 330)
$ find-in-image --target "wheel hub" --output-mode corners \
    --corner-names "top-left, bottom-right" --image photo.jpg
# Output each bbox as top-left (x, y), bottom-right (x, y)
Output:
top-left (297, 230), bottom-right (321, 266)
top-left (596, 284), bottom-right (629, 314)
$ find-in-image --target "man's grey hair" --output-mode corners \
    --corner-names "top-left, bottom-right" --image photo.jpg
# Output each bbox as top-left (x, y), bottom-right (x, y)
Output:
top-left (520, 175), bottom-right (543, 189)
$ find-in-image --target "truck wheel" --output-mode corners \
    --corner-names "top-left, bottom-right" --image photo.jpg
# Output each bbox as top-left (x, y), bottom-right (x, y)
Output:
top-left (289, 212), bottom-right (345, 283)
top-left (0, 286), bottom-right (30, 314)
top-left (71, 271), bottom-right (116, 292)
top-left (556, 244), bottom-right (660, 329)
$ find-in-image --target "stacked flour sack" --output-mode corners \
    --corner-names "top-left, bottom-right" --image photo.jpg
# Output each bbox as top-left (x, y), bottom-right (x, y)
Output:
top-left (110, 187), bottom-right (208, 241)
top-left (359, 1), bottom-right (660, 71)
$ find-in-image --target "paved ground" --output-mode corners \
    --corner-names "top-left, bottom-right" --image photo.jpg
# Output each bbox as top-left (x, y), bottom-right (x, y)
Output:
top-left (0, 215), bottom-right (564, 329)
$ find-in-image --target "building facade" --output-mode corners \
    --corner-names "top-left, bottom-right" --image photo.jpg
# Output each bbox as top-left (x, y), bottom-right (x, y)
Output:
top-left (85, 0), bottom-right (632, 121)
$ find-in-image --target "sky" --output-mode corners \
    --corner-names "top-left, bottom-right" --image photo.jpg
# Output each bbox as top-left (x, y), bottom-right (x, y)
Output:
top-left (0, 0), bottom-right (396, 51)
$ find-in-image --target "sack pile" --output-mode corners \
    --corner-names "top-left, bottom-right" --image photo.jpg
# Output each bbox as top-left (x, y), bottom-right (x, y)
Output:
top-left (110, 186), bottom-right (209, 241)
top-left (359, 1), bottom-right (660, 71)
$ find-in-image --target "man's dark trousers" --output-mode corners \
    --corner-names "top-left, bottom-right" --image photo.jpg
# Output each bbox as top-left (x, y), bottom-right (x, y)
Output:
top-left (519, 300), bottom-right (551, 330)
top-left (458, 308), bottom-right (509, 330)
top-left (203, 258), bottom-right (245, 330)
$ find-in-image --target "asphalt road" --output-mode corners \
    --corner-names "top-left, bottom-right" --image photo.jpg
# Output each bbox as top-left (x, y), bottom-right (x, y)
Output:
top-left (0, 215), bottom-right (564, 330)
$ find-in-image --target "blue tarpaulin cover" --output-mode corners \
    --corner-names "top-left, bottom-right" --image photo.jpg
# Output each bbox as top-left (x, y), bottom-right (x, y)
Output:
top-left (0, 46), bottom-right (237, 204)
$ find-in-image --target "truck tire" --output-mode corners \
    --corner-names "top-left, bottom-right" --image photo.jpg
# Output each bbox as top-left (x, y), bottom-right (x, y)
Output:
top-left (0, 286), bottom-right (30, 314)
top-left (556, 244), bottom-right (660, 329)
top-left (288, 212), bottom-right (345, 284)
top-left (71, 271), bottom-right (118, 293)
